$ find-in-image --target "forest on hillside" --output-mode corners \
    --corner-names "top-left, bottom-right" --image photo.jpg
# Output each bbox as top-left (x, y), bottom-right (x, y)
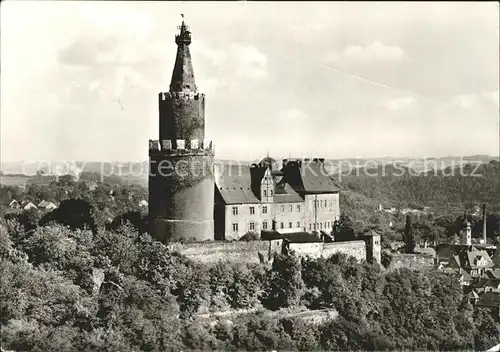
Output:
top-left (2, 219), bottom-right (500, 351)
top-left (338, 160), bottom-right (500, 212)
top-left (0, 170), bottom-right (499, 350)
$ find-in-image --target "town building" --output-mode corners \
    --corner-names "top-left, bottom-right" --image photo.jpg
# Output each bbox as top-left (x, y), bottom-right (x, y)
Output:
top-left (38, 200), bottom-right (57, 212)
top-left (214, 158), bottom-right (340, 240)
top-left (8, 200), bottom-right (19, 209)
top-left (436, 244), bottom-right (496, 277)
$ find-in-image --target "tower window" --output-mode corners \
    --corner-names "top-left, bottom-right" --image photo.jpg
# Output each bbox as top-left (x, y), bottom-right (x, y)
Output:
top-left (250, 207), bottom-right (255, 215)
top-left (232, 223), bottom-right (238, 231)
top-left (280, 222), bottom-right (284, 229)
top-left (289, 205), bottom-right (293, 212)
top-left (297, 205), bottom-right (301, 212)
top-left (289, 222), bottom-right (292, 228)
top-left (263, 221), bottom-right (268, 230)
top-left (297, 221), bottom-right (300, 227)
top-left (249, 222), bottom-right (255, 231)
top-left (263, 190), bottom-right (267, 197)
top-left (232, 206), bottom-right (238, 215)
top-left (270, 190), bottom-right (273, 196)
top-left (262, 206), bottom-right (268, 214)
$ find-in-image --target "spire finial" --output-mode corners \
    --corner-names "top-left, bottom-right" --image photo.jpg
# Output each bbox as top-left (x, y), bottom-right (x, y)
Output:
top-left (175, 14), bottom-right (191, 46)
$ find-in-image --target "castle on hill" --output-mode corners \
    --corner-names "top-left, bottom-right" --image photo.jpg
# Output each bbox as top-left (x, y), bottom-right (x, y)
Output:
top-left (148, 19), bottom-right (381, 264)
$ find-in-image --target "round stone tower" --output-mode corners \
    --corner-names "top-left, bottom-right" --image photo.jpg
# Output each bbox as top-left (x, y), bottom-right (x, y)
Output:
top-left (149, 18), bottom-right (215, 243)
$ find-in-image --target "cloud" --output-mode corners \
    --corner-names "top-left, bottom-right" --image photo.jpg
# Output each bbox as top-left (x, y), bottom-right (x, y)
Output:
top-left (195, 43), bottom-right (268, 81)
top-left (482, 90), bottom-right (499, 105)
top-left (452, 94), bottom-right (478, 109)
top-left (383, 96), bottom-right (415, 110)
top-left (232, 44), bottom-right (268, 80)
top-left (327, 41), bottom-right (405, 65)
top-left (451, 91), bottom-right (499, 109)
top-left (278, 109), bottom-right (308, 121)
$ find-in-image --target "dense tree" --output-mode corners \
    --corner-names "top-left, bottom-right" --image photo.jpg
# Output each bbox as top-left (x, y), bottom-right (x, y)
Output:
top-left (40, 199), bottom-right (96, 233)
top-left (403, 215), bottom-right (416, 253)
top-left (1, 174), bottom-right (500, 351)
top-left (332, 213), bottom-right (356, 241)
top-left (263, 253), bottom-right (305, 311)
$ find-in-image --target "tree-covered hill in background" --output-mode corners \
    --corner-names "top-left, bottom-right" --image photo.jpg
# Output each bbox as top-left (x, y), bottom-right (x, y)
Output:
top-left (338, 160), bottom-right (500, 213)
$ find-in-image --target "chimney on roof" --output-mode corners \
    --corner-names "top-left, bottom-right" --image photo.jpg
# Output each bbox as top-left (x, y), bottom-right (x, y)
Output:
top-left (482, 203), bottom-right (487, 244)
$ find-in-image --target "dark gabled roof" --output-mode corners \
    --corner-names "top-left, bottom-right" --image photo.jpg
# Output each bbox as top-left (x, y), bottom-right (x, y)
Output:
top-left (301, 162), bottom-right (340, 193)
top-left (261, 230), bottom-right (283, 241)
top-left (476, 292), bottom-right (500, 308)
top-left (475, 278), bottom-right (500, 287)
top-left (284, 232), bottom-right (322, 243)
top-left (274, 182), bottom-right (303, 203)
top-left (465, 250), bottom-right (494, 270)
top-left (215, 164), bottom-right (260, 204)
top-left (215, 163), bottom-right (303, 205)
top-left (486, 269), bottom-right (500, 279)
top-left (283, 161), bottom-right (340, 194)
top-left (436, 244), bottom-right (478, 259)
top-left (260, 231), bottom-right (322, 243)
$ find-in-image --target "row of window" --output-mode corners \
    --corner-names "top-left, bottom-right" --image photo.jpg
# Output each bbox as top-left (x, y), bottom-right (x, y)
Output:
top-left (230, 201), bottom-right (336, 216)
top-left (231, 220), bottom-right (338, 233)
top-left (232, 206), bottom-right (269, 215)
top-left (231, 204), bottom-right (301, 216)
top-left (280, 204), bottom-right (300, 213)
top-left (314, 200), bottom-right (335, 208)
top-left (232, 221), bottom-right (302, 232)
top-left (308, 221), bottom-right (333, 231)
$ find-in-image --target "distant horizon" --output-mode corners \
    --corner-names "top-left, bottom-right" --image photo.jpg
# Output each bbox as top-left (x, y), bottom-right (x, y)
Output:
top-left (1, 154), bottom-right (499, 165)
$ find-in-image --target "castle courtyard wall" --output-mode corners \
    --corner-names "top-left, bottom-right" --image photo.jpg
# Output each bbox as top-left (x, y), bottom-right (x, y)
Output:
top-left (167, 240), bottom-right (270, 264)
top-left (322, 240), bottom-right (367, 262)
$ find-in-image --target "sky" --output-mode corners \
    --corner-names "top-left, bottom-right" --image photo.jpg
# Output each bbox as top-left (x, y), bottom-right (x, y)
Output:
top-left (1, 1), bottom-right (499, 162)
